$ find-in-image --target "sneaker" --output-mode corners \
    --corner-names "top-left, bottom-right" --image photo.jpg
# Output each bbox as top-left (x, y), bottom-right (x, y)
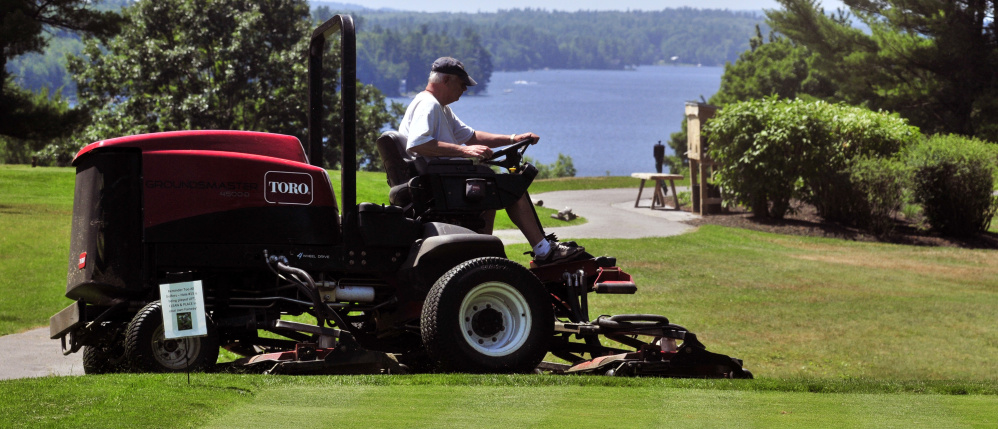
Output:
top-left (533, 241), bottom-right (586, 266)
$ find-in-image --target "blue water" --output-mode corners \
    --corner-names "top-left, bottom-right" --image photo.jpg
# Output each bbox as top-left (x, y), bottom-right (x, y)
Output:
top-left (391, 66), bottom-right (723, 177)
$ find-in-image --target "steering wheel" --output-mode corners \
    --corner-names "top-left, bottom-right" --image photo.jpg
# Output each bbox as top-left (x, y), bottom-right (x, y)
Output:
top-left (483, 138), bottom-right (535, 170)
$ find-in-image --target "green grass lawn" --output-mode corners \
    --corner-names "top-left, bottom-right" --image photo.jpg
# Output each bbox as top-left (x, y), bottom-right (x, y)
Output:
top-left (0, 166), bottom-right (75, 335)
top-left (2, 374), bottom-right (996, 428)
top-left (2, 165), bottom-right (997, 427)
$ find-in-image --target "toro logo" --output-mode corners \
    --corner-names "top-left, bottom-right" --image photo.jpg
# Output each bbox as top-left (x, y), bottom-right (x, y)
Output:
top-left (265, 171), bottom-right (313, 205)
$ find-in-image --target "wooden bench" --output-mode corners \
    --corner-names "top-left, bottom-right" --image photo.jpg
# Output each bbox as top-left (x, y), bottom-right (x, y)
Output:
top-left (631, 173), bottom-right (683, 210)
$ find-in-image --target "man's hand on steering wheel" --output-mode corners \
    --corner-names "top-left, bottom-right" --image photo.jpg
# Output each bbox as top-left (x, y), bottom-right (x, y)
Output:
top-left (463, 144), bottom-right (493, 160)
top-left (483, 133), bottom-right (541, 170)
top-left (512, 132), bottom-right (539, 145)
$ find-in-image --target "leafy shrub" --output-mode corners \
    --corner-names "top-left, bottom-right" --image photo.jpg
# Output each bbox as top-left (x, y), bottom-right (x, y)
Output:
top-left (848, 156), bottom-right (907, 236)
top-left (677, 190), bottom-right (692, 207)
top-left (705, 98), bottom-right (920, 221)
top-left (703, 98), bottom-right (805, 218)
top-left (808, 103), bottom-right (921, 223)
top-left (906, 134), bottom-right (998, 236)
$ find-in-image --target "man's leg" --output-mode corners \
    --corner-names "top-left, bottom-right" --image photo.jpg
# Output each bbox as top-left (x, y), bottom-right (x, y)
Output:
top-left (477, 210), bottom-right (496, 235)
top-left (507, 194), bottom-right (544, 245)
top-left (506, 194), bottom-right (584, 264)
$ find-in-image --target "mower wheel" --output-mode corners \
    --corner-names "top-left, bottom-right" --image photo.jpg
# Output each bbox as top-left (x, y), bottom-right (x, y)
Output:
top-left (421, 257), bottom-right (552, 373)
top-left (124, 301), bottom-right (219, 373)
top-left (82, 328), bottom-right (129, 374)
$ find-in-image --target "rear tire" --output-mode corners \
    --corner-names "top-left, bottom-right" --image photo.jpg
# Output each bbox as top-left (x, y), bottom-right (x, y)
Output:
top-left (421, 257), bottom-right (552, 373)
top-left (124, 300), bottom-right (219, 373)
top-left (82, 327), bottom-right (128, 374)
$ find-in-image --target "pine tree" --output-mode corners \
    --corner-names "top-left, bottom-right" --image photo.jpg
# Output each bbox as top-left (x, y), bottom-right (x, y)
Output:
top-left (768, 0), bottom-right (998, 141)
top-left (1, 0), bottom-right (122, 142)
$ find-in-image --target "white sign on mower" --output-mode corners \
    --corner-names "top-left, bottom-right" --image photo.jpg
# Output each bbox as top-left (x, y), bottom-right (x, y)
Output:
top-left (158, 280), bottom-right (208, 339)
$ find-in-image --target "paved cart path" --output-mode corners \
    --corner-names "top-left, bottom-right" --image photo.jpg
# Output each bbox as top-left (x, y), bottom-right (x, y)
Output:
top-left (0, 326), bottom-right (85, 379)
top-left (1, 187), bottom-right (697, 380)
top-left (494, 187), bottom-right (696, 244)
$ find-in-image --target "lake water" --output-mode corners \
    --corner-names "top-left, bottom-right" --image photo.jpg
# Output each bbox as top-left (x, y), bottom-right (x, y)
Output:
top-left (390, 66), bottom-right (723, 177)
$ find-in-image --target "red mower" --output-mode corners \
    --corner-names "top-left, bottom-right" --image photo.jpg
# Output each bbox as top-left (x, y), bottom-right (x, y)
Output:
top-left (49, 15), bottom-right (750, 379)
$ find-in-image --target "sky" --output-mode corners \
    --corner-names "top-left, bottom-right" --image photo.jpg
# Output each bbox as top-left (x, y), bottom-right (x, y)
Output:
top-left (348, 0), bottom-right (848, 13)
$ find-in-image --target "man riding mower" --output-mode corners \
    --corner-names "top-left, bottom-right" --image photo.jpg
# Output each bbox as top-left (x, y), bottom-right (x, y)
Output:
top-left (48, 14), bottom-right (751, 379)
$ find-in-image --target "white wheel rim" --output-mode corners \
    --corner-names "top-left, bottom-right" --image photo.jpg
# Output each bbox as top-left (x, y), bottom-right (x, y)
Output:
top-left (459, 281), bottom-right (532, 357)
top-left (151, 325), bottom-right (202, 370)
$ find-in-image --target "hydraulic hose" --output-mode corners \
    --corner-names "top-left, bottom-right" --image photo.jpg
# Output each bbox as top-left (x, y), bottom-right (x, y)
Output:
top-left (263, 250), bottom-right (351, 332)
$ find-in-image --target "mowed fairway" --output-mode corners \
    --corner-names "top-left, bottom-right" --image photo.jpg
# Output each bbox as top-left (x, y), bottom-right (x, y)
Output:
top-left (2, 375), bottom-right (997, 428)
top-left (205, 383), bottom-right (997, 428)
top-left (1, 166), bottom-right (997, 427)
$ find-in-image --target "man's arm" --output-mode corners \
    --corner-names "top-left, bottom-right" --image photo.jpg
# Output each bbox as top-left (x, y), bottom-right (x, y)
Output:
top-left (409, 131), bottom-right (540, 159)
top-left (466, 131), bottom-right (540, 149)
top-left (408, 138), bottom-right (493, 158)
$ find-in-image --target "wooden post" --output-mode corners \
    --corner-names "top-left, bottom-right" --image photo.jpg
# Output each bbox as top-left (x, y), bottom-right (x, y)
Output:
top-left (685, 102), bottom-right (721, 215)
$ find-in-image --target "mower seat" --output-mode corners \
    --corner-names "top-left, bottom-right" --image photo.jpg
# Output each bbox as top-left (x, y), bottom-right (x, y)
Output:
top-left (376, 130), bottom-right (495, 211)
top-left (375, 131), bottom-right (419, 208)
top-left (375, 131), bottom-right (417, 188)
top-left (375, 131), bottom-right (533, 233)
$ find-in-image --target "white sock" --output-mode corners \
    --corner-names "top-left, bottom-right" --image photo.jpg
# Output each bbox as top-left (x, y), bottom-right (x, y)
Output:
top-left (533, 239), bottom-right (551, 257)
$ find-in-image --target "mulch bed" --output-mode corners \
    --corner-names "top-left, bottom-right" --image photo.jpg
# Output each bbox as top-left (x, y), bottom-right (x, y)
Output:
top-left (680, 201), bottom-right (998, 250)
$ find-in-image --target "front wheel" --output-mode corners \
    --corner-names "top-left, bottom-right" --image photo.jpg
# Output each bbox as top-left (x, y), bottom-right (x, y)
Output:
top-left (421, 257), bottom-right (552, 373)
top-left (124, 301), bottom-right (219, 373)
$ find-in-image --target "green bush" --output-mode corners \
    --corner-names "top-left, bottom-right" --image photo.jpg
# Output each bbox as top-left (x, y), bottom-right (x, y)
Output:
top-left (705, 98), bottom-right (920, 221)
top-left (906, 134), bottom-right (998, 236)
top-left (848, 156), bottom-right (907, 236)
top-left (703, 98), bottom-right (805, 218)
top-left (809, 103), bottom-right (921, 223)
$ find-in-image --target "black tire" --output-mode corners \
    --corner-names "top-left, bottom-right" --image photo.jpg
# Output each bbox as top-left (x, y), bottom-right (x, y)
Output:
top-left (421, 257), bottom-right (552, 373)
top-left (82, 327), bottom-right (128, 374)
top-left (124, 300), bottom-right (219, 373)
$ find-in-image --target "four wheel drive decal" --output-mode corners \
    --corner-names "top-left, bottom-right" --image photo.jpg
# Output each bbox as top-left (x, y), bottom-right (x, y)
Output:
top-left (264, 171), bottom-right (314, 205)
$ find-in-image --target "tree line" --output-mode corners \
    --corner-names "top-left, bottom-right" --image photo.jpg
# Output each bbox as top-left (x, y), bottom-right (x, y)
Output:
top-left (341, 8), bottom-right (764, 96)
top-left (9, 6), bottom-right (766, 102)
top-left (355, 8), bottom-right (764, 69)
top-left (354, 25), bottom-right (494, 96)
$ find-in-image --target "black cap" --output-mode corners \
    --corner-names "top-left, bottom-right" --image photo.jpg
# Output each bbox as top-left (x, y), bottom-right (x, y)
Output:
top-left (431, 57), bottom-right (477, 86)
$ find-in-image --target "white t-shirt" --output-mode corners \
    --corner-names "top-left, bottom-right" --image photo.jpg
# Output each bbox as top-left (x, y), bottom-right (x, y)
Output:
top-left (398, 91), bottom-right (475, 158)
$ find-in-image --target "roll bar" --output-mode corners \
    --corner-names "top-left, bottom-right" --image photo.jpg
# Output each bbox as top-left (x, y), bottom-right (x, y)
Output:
top-left (308, 14), bottom-right (356, 219)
